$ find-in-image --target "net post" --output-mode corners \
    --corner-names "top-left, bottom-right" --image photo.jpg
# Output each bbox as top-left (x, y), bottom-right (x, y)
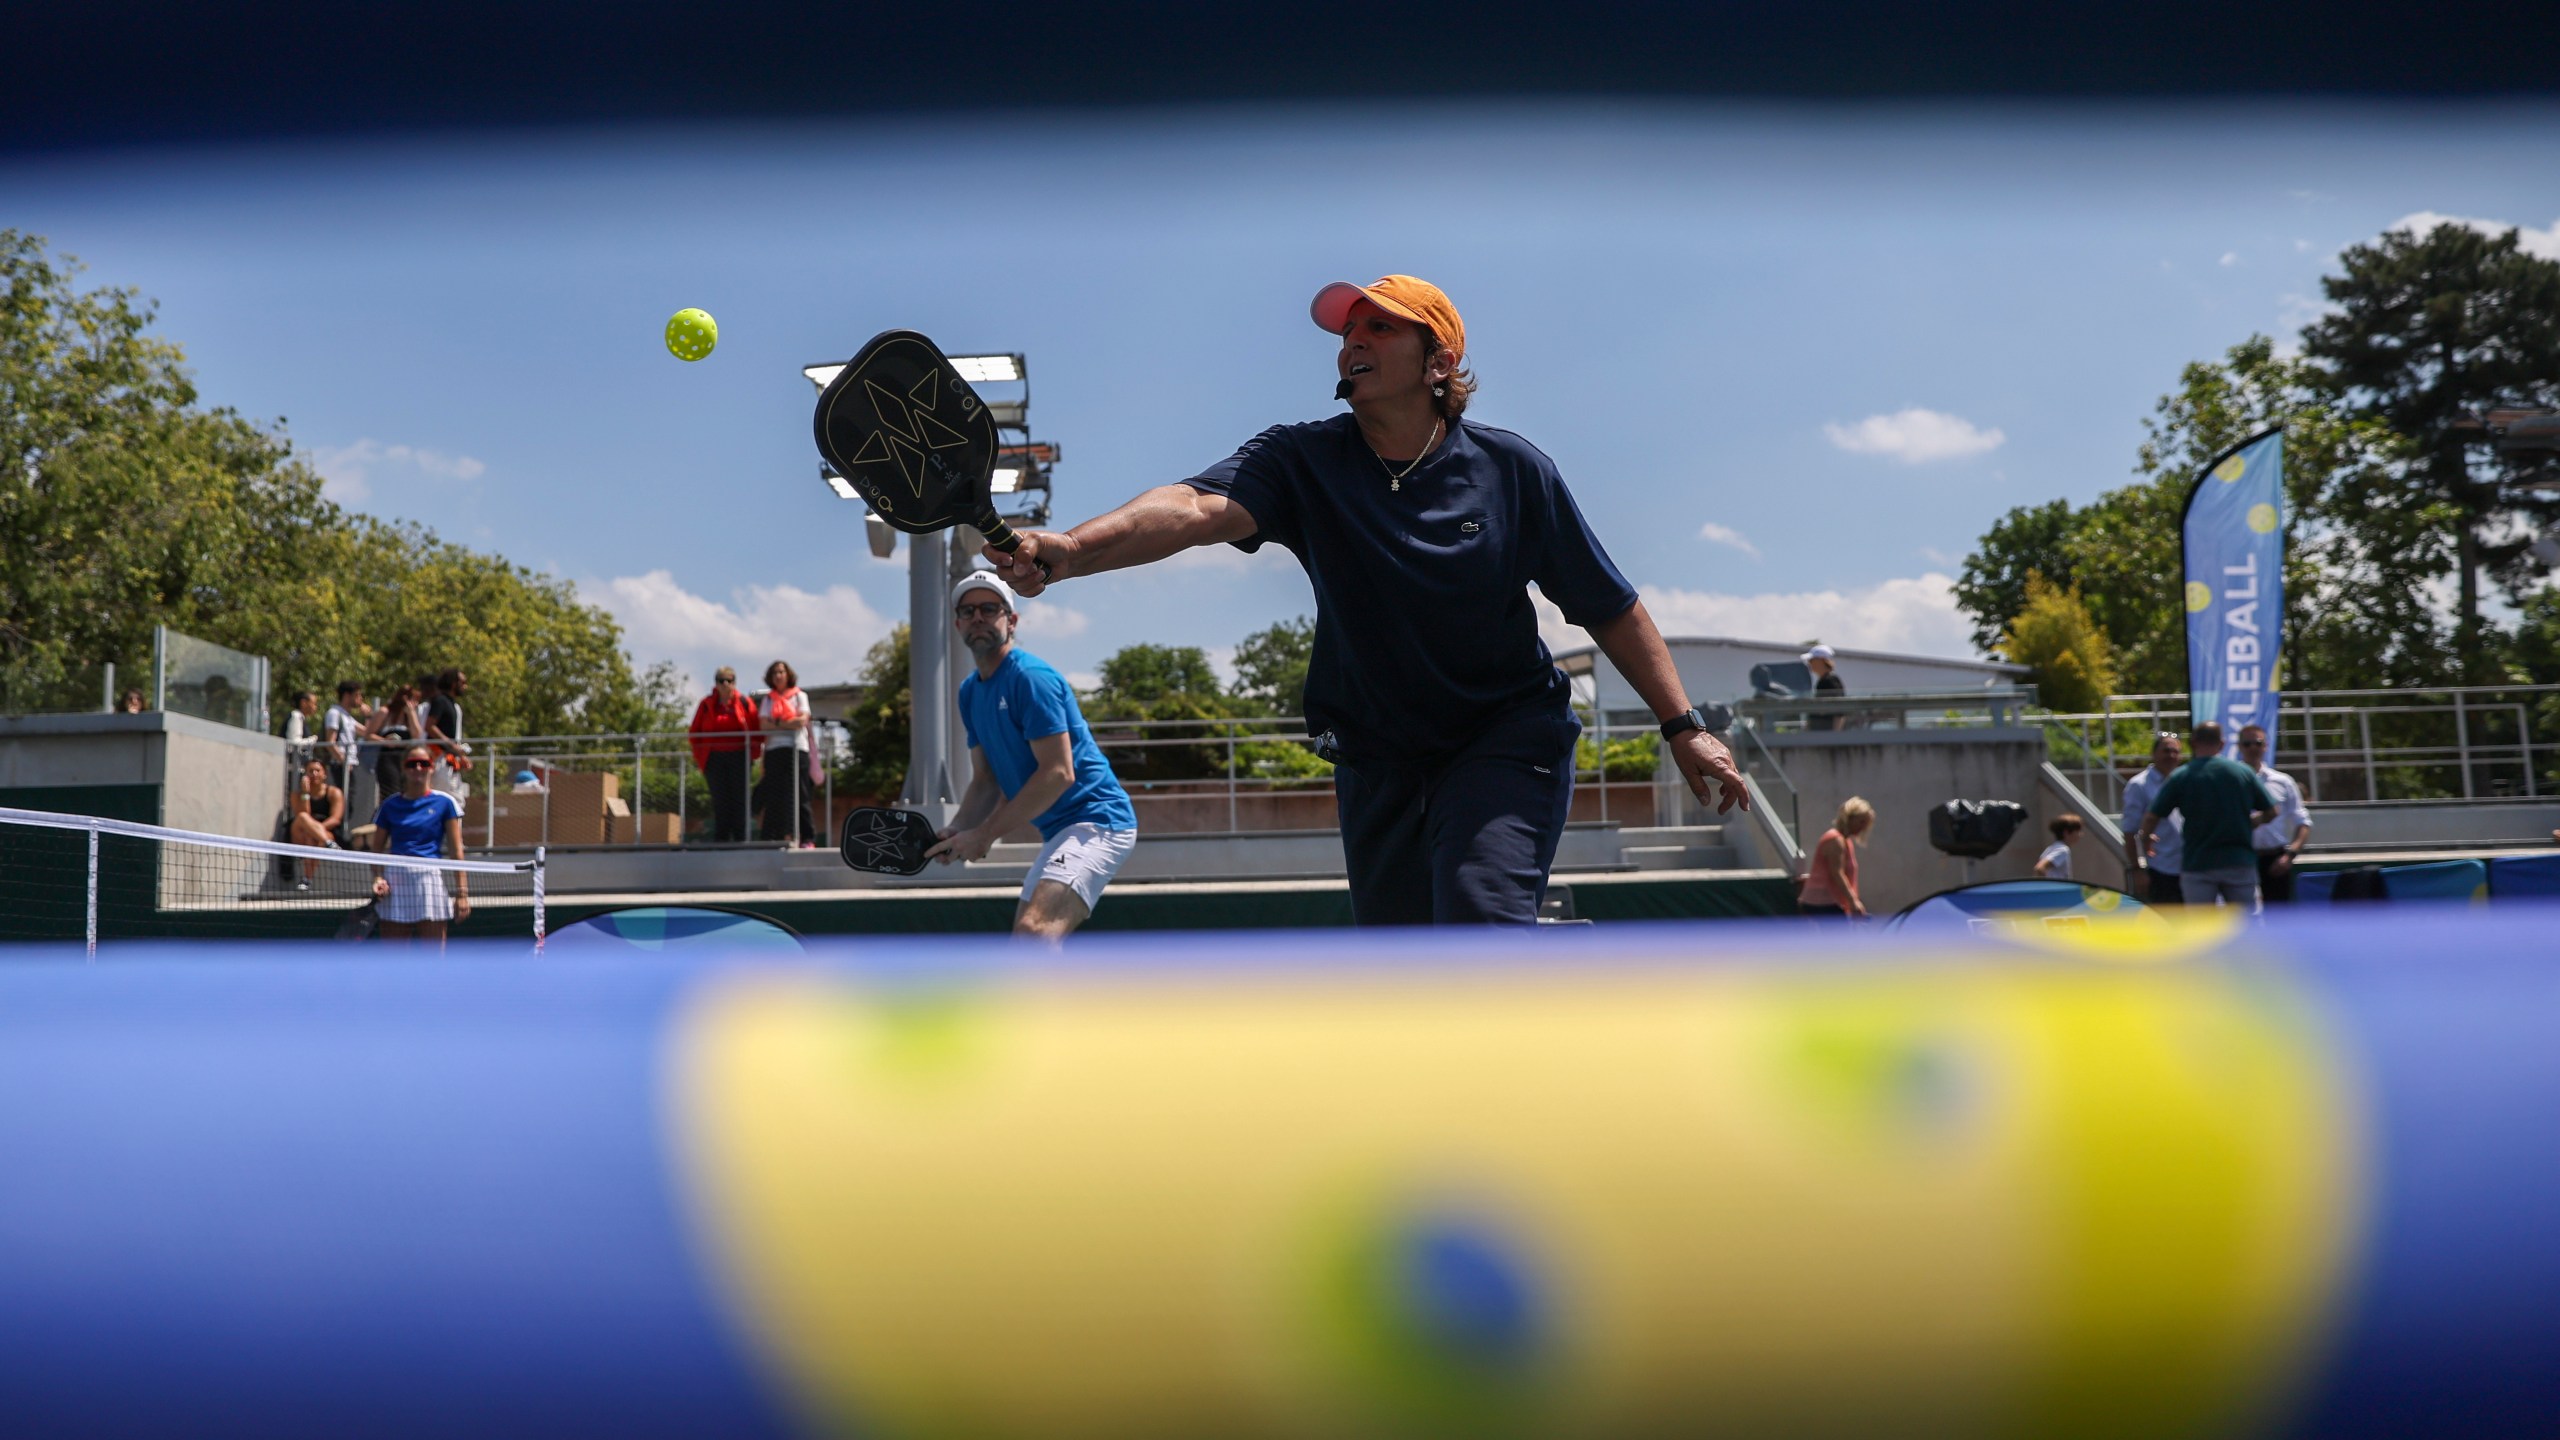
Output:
top-left (532, 845), bottom-right (547, 953)
top-left (85, 818), bottom-right (101, 960)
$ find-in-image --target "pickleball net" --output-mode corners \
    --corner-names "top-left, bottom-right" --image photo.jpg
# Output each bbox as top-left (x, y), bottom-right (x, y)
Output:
top-left (0, 805), bottom-right (545, 953)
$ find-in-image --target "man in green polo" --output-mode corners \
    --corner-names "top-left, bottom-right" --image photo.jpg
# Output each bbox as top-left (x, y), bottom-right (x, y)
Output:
top-left (2135, 720), bottom-right (2279, 913)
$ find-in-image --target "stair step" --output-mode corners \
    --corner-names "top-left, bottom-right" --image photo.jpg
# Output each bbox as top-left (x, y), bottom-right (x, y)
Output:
top-left (1620, 843), bottom-right (1742, 871)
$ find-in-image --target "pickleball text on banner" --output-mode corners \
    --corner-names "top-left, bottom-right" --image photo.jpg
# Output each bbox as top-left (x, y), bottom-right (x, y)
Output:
top-left (2181, 429), bottom-right (2285, 732)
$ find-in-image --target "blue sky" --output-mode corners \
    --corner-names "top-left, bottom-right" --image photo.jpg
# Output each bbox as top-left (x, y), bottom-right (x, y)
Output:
top-left (7, 103), bottom-right (2557, 690)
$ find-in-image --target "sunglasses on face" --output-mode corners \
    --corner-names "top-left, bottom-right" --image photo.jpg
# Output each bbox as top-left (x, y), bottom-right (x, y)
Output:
top-left (955, 602), bottom-right (1008, 620)
top-left (403, 759), bottom-right (435, 771)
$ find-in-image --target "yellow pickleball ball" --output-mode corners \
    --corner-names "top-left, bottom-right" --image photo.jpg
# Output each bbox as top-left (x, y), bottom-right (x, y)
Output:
top-left (666, 307), bottom-right (719, 362)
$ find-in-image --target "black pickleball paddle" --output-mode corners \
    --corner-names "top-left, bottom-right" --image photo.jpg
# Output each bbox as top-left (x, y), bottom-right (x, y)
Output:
top-left (812, 329), bottom-right (1047, 574)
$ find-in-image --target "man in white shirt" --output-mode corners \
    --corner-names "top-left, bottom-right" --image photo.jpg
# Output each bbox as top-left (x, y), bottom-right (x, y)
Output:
top-left (2237, 723), bottom-right (2311, 904)
top-left (2119, 731), bottom-right (2185, 905)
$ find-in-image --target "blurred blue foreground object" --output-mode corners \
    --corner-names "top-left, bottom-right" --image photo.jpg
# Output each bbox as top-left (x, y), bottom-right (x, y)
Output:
top-left (3, 909), bottom-right (2560, 1438)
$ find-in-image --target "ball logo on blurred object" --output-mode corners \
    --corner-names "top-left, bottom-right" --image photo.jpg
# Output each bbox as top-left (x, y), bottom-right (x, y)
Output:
top-left (666, 308), bottom-right (719, 362)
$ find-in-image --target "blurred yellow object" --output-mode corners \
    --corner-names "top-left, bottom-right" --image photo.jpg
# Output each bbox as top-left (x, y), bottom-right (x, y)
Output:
top-left (675, 957), bottom-right (2358, 1439)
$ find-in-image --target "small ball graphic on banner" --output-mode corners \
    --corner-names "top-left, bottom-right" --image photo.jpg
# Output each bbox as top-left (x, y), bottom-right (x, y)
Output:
top-left (2186, 581), bottom-right (2213, 613)
top-left (2214, 455), bottom-right (2248, 482)
top-left (2247, 503), bottom-right (2279, 534)
top-left (666, 308), bottom-right (719, 362)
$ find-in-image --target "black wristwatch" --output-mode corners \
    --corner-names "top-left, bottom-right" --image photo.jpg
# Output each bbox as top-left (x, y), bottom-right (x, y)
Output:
top-left (1660, 708), bottom-right (1708, 739)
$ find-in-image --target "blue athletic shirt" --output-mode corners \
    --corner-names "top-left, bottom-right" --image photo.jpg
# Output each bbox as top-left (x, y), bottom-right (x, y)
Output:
top-left (372, 790), bottom-right (461, 859)
top-left (958, 649), bottom-right (1139, 839)
top-left (1184, 415), bottom-right (1638, 760)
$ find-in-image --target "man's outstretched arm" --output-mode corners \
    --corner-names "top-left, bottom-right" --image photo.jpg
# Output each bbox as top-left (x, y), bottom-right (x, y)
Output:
top-left (983, 486), bottom-right (1257, 597)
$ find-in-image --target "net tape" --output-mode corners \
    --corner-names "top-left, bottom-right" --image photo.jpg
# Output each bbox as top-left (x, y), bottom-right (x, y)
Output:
top-left (0, 805), bottom-right (534, 876)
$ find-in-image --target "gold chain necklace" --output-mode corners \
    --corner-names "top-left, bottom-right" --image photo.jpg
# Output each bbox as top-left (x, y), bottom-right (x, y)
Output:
top-left (1368, 418), bottom-right (1443, 492)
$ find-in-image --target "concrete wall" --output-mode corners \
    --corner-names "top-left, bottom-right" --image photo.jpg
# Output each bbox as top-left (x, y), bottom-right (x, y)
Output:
top-left (2300, 799), bottom-right (2560, 851)
top-left (1762, 727), bottom-right (2099, 914)
top-left (0, 711), bottom-right (292, 840)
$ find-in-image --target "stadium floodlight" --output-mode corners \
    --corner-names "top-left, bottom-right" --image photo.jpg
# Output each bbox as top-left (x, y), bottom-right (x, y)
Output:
top-left (948, 354), bottom-right (1024, 384)
top-left (820, 464), bottom-right (860, 501)
top-left (802, 362), bottom-right (845, 392)
top-left (989, 467), bottom-right (1023, 494)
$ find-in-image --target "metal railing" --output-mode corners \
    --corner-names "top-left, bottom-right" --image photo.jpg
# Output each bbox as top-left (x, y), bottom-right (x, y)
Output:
top-left (283, 726), bottom-right (843, 851)
top-left (2045, 685), bottom-right (2560, 812)
top-left (1735, 685), bottom-right (2041, 735)
top-left (1088, 712), bottom-right (1664, 835)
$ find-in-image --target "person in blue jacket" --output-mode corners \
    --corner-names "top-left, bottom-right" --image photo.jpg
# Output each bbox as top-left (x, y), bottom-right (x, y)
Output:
top-left (926, 572), bottom-right (1140, 939)
top-left (979, 274), bottom-right (1749, 925)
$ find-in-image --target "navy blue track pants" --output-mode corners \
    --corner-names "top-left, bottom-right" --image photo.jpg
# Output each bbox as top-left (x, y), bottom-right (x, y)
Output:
top-left (1331, 705), bottom-right (1580, 926)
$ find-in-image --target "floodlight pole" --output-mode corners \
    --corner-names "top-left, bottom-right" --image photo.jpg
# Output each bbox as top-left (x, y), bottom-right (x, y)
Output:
top-left (901, 531), bottom-right (957, 825)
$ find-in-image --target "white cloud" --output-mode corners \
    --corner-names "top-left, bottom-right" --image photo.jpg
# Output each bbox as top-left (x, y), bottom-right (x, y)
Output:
top-left (2294, 238), bottom-right (2312, 253)
top-left (2388, 211), bottom-right (2560, 262)
top-left (1065, 671), bottom-right (1101, 691)
top-left (1019, 599), bottom-right (1089, 637)
top-left (585, 569), bottom-right (895, 690)
top-left (1696, 522), bottom-right (1760, 558)
top-left (1822, 409), bottom-right (2005, 465)
top-left (306, 438), bottom-right (487, 506)
top-left (2219, 251), bottom-right (2241, 267)
top-left (1536, 574), bottom-right (1976, 660)
top-left (1202, 644), bottom-right (1239, 687)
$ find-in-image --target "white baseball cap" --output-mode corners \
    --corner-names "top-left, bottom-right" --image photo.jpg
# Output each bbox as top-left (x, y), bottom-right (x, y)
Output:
top-left (1801, 644), bottom-right (1835, 662)
top-left (952, 572), bottom-right (1013, 610)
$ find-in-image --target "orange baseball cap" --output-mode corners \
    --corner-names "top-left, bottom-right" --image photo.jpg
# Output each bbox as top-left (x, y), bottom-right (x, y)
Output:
top-left (1310, 275), bottom-right (1465, 359)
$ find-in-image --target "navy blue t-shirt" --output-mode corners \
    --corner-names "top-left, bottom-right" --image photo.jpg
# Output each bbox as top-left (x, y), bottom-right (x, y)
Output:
top-left (1184, 416), bottom-right (1637, 759)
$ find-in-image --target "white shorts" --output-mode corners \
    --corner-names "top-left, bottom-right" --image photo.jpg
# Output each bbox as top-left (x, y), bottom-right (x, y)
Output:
top-left (1019, 823), bottom-right (1137, 915)
top-left (378, 867), bottom-right (452, 925)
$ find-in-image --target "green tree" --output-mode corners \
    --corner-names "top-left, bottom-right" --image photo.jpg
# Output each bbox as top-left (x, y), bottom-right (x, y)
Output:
top-left (1952, 499), bottom-right (2077, 656)
top-left (1999, 573), bottom-right (2119, 713)
top-left (0, 230), bottom-right (669, 733)
top-left (2302, 221), bottom-right (2560, 677)
top-left (1083, 642), bottom-right (1233, 780)
top-left (1954, 336), bottom-right (2421, 695)
top-left (836, 625), bottom-right (911, 802)
top-left (1230, 616), bottom-right (1314, 717)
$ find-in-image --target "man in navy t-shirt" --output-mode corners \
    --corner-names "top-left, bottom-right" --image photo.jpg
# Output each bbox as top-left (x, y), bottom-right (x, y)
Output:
top-left (979, 274), bottom-right (1748, 925)
top-left (926, 572), bottom-right (1140, 938)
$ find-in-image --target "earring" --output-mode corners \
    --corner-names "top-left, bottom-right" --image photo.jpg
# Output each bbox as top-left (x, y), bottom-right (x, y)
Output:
top-left (1433, 385), bottom-right (1446, 396)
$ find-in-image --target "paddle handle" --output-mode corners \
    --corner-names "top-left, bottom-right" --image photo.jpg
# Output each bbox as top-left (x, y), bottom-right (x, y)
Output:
top-left (978, 515), bottom-right (1054, 579)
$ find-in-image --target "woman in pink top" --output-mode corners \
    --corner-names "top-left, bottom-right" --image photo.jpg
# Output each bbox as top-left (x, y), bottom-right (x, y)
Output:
top-left (1799, 796), bottom-right (1873, 919)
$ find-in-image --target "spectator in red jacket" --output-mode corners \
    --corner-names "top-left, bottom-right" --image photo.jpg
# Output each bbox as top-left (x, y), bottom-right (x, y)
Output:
top-left (688, 667), bottom-right (763, 843)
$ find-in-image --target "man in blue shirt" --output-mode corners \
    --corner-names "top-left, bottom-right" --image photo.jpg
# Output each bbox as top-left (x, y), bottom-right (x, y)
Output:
top-left (926, 572), bottom-right (1140, 938)
top-left (978, 274), bottom-right (1749, 925)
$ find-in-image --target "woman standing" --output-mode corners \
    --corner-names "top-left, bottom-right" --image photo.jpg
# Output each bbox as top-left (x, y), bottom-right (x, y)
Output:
top-left (1799, 796), bottom-right (1873, 920)
top-left (365, 682), bottom-right (421, 797)
top-left (755, 659), bottom-right (816, 846)
top-left (366, 743), bottom-right (471, 947)
top-left (688, 668), bottom-right (762, 843)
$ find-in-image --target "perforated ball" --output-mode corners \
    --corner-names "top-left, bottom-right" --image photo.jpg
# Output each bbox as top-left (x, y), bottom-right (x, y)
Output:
top-left (665, 308), bottom-right (719, 362)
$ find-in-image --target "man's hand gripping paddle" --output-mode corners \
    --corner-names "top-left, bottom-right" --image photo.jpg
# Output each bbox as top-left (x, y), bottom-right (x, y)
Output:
top-left (812, 329), bottom-right (1049, 576)
top-left (838, 806), bottom-right (940, 876)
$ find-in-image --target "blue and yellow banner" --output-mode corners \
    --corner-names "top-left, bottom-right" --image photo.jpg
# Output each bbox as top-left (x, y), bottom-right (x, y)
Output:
top-left (2183, 429), bottom-right (2286, 730)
